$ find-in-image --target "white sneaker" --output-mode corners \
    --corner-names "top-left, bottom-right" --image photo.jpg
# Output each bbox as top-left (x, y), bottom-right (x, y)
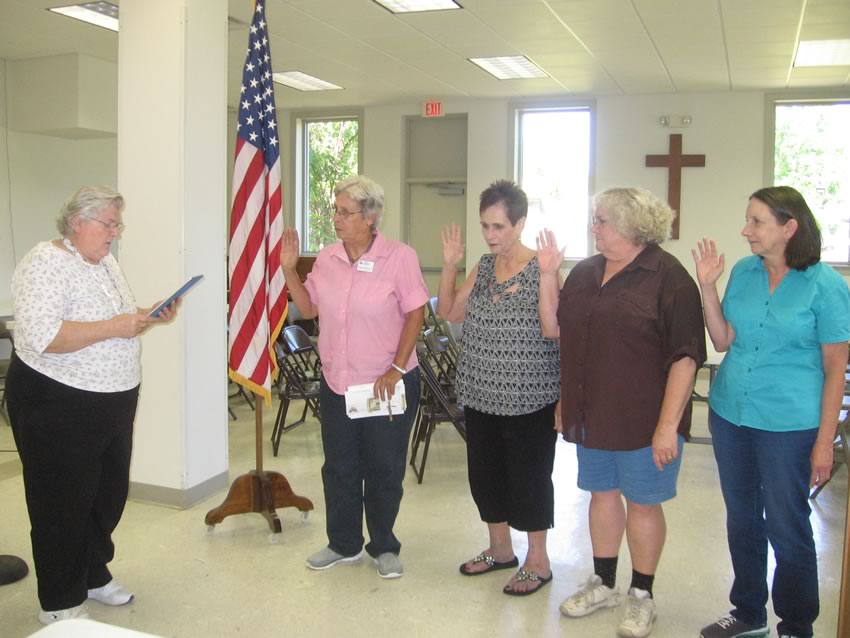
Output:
top-left (617, 587), bottom-right (657, 637)
top-left (560, 574), bottom-right (621, 617)
top-left (88, 579), bottom-right (134, 606)
top-left (38, 602), bottom-right (90, 625)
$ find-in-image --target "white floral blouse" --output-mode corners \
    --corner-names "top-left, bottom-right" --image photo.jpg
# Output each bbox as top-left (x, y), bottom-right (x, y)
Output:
top-left (12, 241), bottom-right (141, 392)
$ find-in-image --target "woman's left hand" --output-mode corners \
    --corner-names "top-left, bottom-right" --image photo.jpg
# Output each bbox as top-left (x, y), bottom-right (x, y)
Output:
top-left (652, 428), bottom-right (678, 471)
top-left (553, 400), bottom-right (563, 433)
top-left (536, 229), bottom-right (566, 275)
top-left (374, 367), bottom-right (403, 402)
top-left (146, 299), bottom-right (181, 323)
top-left (810, 438), bottom-right (834, 487)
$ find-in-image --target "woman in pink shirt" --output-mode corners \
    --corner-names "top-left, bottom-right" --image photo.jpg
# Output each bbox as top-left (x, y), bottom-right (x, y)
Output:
top-left (280, 175), bottom-right (429, 580)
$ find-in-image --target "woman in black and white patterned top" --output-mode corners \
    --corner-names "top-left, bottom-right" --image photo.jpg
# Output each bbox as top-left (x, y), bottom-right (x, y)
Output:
top-left (5, 185), bottom-right (178, 626)
top-left (438, 180), bottom-right (560, 597)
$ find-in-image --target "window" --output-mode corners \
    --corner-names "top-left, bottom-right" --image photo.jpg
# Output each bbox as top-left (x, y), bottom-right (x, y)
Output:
top-left (297, 116), bottom-right (360, 253)
top-left (515, 106), bottom-right (593, 259)
top-left (772, 99), bottom-right (850, 264)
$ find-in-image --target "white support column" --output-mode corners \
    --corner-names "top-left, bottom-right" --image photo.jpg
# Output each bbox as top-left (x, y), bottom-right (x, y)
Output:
top-left (117, 0), bottom-right (229, 507)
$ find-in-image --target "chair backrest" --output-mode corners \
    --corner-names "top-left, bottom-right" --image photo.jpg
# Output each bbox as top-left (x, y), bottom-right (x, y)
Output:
top-left (418, 349), bottom-right (454, 412)
top-left (428, 296), bottom-right (439, 319)
top-left (423, 328), bottom-right (447, 355)
top-left (282, 324), bottom-right (316, 355)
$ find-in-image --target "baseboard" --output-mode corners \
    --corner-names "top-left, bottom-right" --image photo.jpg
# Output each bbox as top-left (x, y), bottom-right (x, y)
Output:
top-left (128, 470), bottom-right (230, 509)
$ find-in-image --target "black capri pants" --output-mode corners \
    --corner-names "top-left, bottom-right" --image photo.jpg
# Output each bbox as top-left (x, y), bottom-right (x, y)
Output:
top-left (6, 353), bottom-right (139, 611)
top-left (464, 402), bottom-right (557, 532)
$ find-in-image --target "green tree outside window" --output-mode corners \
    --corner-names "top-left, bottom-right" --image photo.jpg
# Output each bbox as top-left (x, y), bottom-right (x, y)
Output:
top-left (774, 103), bottom-right (850, 263)
top-left (304, 119), bottom-right (359, 252)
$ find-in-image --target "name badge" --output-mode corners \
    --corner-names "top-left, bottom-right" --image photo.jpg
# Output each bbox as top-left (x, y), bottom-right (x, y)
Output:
top-left (357, 259), bottom-right (374, 273)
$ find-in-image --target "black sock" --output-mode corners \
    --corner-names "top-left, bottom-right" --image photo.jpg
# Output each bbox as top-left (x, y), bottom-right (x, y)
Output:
top-left (630, 569), bottom-right (654, 597)
top-left (593, 556), bottom-right (618, 589)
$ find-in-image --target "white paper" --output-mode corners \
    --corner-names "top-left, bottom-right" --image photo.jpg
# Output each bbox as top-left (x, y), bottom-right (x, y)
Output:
top-left (344, 381), bottom-right (406, 420)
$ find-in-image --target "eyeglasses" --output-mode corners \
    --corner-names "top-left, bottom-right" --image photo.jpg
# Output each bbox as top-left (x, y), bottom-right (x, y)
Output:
top-left (590, 216), bottom-right (609, 227)
top-left (90, 217), bottom-right (125, 233)
top-left (332, 207), bottom-right (362, 221)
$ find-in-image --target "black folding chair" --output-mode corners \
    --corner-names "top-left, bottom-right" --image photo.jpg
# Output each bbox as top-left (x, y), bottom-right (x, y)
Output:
top-left (426, 297), bottom-right (459, 364)
top-left (410, 343), bottom-right (466, 484)
top-left (422, 328), bottom-right (457, 393)
top-left (270, 325), bottom-right (322, 456)
top-left (285, 301), bottom-right (319, 348)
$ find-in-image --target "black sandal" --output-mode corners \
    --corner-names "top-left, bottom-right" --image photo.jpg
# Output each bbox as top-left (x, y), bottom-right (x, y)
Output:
top-left (459, 552), bottom-right (519, 576)
top-left (502, 568), bottom-right (553, 596)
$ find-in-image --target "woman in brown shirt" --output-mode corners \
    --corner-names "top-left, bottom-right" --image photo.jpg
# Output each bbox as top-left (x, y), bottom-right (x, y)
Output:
top-left (538, 186), bottom-right (705, 638)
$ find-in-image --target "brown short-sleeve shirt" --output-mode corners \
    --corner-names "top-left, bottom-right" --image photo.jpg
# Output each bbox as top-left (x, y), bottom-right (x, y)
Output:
top-left (557, 244), bottom-right (706, 451)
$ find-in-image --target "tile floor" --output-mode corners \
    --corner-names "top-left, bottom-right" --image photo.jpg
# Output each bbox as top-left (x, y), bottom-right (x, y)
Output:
top-left (0, 395), bottom-right (846, 638)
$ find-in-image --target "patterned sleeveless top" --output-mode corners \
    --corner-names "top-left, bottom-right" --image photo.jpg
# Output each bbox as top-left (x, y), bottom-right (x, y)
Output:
top-left (456, 253), bottom-right (560, 415)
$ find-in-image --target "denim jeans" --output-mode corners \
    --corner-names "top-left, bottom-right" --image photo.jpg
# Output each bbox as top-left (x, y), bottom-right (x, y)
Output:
top-left (708, 409), bottom-right (819, 638)
top-left (319, 368), bottom-right (420, 558)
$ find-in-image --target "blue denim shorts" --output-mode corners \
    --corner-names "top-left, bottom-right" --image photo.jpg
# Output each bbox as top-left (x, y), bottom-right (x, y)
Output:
top-left (576, 436), bottom-right (685, 504)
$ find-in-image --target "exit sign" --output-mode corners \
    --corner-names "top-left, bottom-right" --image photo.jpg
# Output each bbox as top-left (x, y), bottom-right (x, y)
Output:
top-left (423, 100), bottom-right (444, 117)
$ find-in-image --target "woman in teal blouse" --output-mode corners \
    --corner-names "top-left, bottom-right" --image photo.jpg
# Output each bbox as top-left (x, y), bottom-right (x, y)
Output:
top-left (693, 186), bottom-right (850, 638)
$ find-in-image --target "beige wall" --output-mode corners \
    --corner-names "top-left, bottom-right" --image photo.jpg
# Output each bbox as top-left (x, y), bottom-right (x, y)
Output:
top-left (4, 70), bottom-right (845, 309)
top-left (0, 56), bottom-right (118, 315)
top-left (299, 91), bottom-right (767, 292)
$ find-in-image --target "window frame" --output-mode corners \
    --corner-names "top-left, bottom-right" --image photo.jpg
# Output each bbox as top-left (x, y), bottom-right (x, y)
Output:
top-left (509, 99), bottom-right (596, 264)
top-left (292, 110), bottom-right (363, 255)
top-left (764, 90), bottom-right (850, 269)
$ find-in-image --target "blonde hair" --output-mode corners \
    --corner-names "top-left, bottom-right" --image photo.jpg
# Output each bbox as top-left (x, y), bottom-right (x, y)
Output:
top-left (593, 187), bottom-right (674, 245)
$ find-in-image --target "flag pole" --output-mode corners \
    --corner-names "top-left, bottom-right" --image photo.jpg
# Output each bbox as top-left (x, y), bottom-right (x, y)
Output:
top-left (255, 394), bottom-right (263, 473)
top-left (204, 0), bottom-right (312, 535)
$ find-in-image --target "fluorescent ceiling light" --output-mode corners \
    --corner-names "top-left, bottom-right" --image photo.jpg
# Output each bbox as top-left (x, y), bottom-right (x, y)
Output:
top-left (272, 72), bottom-right (343, 92)
top-left (794, 39), bottom-right (850, 67)
top-left (48, 2), bottom-right (119, 32)
top-left (372, 0), bottom-right (461, 13)
top-left (469, 56), bottom-right (548, 80)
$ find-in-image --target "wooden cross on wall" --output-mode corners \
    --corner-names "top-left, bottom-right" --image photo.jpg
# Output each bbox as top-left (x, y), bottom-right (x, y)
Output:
top-left (645, 133), bottom-right (705, 239)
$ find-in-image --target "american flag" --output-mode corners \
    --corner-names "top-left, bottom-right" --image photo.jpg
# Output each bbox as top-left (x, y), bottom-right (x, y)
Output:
top-left (228, 0), bottom-right (286, 404)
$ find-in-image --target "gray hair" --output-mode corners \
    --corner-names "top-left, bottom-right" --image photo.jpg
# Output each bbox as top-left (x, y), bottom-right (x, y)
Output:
top-left (593, 186), bottom-right (674, 245)
top-left (56, 185), bottom-right (125, 237)
top-left (334, 175), bottom-right (384, 232)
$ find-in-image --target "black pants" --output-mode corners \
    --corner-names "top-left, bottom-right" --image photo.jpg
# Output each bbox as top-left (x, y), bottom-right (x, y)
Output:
top-left (465, 403), bottom-right (557, 532)
top-left (319, 369), bottom-right (420, 558)
top-left (6, 354), bottom-right (139, 611)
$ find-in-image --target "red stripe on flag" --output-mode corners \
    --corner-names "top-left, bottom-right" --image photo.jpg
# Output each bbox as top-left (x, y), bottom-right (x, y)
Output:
top-left (228, 3), bottom-right (287, 404)
top-left (229, 281), bottom-right (268, 370)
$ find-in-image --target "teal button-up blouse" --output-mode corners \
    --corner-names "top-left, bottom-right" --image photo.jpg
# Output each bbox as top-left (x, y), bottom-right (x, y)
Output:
top-left (710, 256), bottom-right (850, 432)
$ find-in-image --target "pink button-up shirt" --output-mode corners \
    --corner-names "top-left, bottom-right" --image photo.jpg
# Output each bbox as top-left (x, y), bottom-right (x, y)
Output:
top-left (304, 232), bottom-right (429, 395)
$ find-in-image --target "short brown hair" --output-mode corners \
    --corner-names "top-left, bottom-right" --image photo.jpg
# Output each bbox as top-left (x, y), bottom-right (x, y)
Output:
top-left (479, 180), bottom-right (528, 225)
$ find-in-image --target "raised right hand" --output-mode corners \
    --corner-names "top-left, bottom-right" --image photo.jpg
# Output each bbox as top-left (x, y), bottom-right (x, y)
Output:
top-left (111, 312), bottom-right (153, 338)
top-left (441, 224), bottom-right (464, 269)
top-left (691, 238), bottom-right (725, 287)
top-left (536, 229), bottom-right (565, 275)
top-left (280, 227), bottom-right (300, 271)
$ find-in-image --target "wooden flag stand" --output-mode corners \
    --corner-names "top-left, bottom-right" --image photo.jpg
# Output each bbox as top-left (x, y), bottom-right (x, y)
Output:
top-left (205, 392), bottom-right (313, 536)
